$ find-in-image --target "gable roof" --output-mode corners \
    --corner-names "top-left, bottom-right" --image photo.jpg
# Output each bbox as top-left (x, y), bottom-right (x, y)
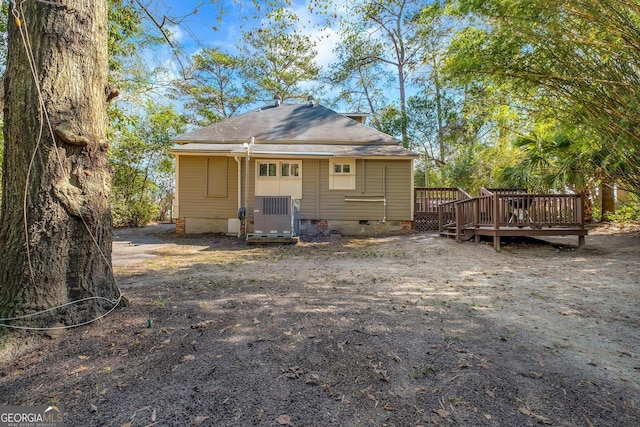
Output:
top-left (173, 102), bottom-right (402, 145)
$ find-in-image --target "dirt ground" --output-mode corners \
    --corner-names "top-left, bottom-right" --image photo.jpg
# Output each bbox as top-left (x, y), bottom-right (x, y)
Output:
top-left (1, 224), bottom-right (639, 426)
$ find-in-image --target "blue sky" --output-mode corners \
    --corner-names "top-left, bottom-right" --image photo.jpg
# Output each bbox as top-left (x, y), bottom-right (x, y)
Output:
top-left (133, 1), bottom-right (349, 115)
top-left (146, 1), bottom-right (343, 81)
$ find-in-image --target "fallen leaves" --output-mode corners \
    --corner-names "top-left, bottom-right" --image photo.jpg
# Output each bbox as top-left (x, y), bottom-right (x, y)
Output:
top-left (191, 320), bottom-right (215, 330)
top-left (432, 396), bottom-right (453, 420)
top-left (367, 360), bottom-right (389, 382)
top-left (360, 385), bottom-right (376, 402)
top-left (192, 415), bottom-right (209, 425)
top-left (305, 374), bottom-right (320, 385)
top-left (432, 408), bottom-right (451, 418)
top-left (276, 414), bottom-right (294, 426)
top-left (68, 365), bottom-right (88, 376)
top-left (518, 406), bottom-right (552, 424)
top-left (282, 366), bottom-right (304, 379)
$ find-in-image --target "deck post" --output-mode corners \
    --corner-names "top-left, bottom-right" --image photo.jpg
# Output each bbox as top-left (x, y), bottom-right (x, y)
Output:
top-left (493, 194), bottom-right (501, 251)
top-left (455, 203), bottom-right (461, 243)
top-left (577, 194), bottom-right (585, 228)
top-left (578, 235), bottom-right (585, 248)
top-left (493, 194), bottom-right (500, 230)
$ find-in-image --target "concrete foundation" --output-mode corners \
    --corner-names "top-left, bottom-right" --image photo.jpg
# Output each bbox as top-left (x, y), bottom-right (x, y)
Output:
top-left (178, 217), bottom-right (412, 237)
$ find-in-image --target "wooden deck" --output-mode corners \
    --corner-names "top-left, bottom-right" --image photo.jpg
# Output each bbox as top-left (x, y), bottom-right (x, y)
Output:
top-left (414, 187), bottom-right (588, 251)
top-left (413, 187), bottom-right (470, 232)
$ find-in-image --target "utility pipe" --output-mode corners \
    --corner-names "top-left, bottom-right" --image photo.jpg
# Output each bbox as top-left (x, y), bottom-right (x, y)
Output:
top-left (234, 156), bottom-right (242, 237)
top-left (244, 137), bottom-right (254, 236)
top-left (382, 166), bottom-right (387, 223)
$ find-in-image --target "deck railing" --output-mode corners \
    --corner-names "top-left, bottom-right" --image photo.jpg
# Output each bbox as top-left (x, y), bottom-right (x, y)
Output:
top-left (442, 193), bottom-right (585, 242)
top-left (414, 187), bottom-right (586, 246)
top-left (414, 187), bottom-right (470, 212)
top-left (414, 187), bottom-right (471, 231)
top-left (480, 187), bottom-right (526, 197)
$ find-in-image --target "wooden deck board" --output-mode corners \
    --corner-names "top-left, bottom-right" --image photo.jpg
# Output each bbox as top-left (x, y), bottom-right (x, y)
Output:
top-left (472, 226), bottom-right (587, 237)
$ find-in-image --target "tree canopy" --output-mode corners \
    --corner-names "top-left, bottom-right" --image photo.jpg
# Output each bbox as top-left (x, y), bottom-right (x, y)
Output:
top-left (446, 0), bottom-right (640, 198)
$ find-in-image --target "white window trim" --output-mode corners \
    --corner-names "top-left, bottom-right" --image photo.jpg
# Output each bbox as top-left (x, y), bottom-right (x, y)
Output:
top-left (280, 161), bottom-right (301, 178)
top-left (255, 159), bottom-right (303, 199)
top-left (257, 160), bottom-right (301, 179)
top-left (329, 158), bottom-right (356, 190)
top-left (258, 161), bottom-right (278, 178)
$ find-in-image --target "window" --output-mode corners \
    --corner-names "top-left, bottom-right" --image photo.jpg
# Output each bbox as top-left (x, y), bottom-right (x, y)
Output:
top-left (255, 160), bottom-right (302, 199)
top-left (281, 162), bottom-right (300, 178)
top-left (258, 162), bottom-right (277, 177)
top-left (258, 161), bottom-right (300, 178)
top-left (329, 158), bottom-right (356, 190)
top-left (333, 163), bottom-right (351, 174)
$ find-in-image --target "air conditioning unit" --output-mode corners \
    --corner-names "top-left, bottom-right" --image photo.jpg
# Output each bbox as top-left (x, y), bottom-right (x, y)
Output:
top-left (251, 196), bottom-right (299, 238)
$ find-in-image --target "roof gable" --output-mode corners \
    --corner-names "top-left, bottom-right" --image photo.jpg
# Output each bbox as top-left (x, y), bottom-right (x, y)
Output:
top-left (173, 103), bottom-right (402, 145)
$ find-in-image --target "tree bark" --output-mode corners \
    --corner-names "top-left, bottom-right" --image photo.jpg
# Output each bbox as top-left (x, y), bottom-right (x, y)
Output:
top-left (0, 0), bottom-right (119, 327)
top-left (600, 182), bottom-right (616, 222)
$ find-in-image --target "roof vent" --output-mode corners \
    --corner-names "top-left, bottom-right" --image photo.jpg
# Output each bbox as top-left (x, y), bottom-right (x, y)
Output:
top-left (274, 95), bottom-right (282, 106)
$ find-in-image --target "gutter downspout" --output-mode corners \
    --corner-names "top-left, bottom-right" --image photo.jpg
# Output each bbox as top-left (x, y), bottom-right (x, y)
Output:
top-left (382, 166), bottom-right (387, 223)
top-left (244, 137), bottom-right (254, 237)
top-left (234, 156), bottom-right (242, 237)
top-left (174, 154), bottom-right (180, 220)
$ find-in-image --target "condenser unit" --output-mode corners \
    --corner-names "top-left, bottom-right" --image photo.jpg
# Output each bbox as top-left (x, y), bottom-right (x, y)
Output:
top-left (249, 196), bottom-right (299, 241)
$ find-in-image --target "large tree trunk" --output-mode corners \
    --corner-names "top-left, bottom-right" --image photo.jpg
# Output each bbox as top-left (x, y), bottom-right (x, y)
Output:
top-left (0, 0), bottom-right (119, 327)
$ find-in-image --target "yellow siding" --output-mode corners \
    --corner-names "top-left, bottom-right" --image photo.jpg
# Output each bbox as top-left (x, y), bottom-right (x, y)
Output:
top-left (206, 157), bottom-right (228, 197)
top-left (300, 159), bottom-right (320, 218)
top-left (178, 155), bottom-right (239, 218)
top-left (179, 155), bottom-right (413, 222)
top-left (315, 159), bottom-right (413, 221)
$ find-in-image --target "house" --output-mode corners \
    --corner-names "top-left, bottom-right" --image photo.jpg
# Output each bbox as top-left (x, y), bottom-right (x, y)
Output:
top-left (171, 100), bottom-right (419, 236)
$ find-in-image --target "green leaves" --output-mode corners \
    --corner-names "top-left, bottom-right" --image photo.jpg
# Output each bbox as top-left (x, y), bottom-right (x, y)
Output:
top-left (173, 48), bottom-right (252, 126)
top-left (109, 101), bottom-right (185, 227)
top-left (239, 7), bottom-right (321, 102)
top-left (446, 0), bottom-right (640, 197)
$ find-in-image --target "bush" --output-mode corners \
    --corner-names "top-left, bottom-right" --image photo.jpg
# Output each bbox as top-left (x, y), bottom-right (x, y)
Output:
top-left (111, 198), bottom-right (160, 228)
top-left (608, 203), bottom-right (640, 224)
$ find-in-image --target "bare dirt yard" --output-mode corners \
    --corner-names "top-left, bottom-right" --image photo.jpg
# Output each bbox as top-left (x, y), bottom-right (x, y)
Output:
top-left (1, 224), bottom-right (639, 426)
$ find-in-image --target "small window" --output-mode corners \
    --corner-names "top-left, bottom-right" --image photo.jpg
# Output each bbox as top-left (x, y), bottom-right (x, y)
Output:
top-left (259, 162), bottom-right (277, 177)
top-left (333, 163), bottom-right (351, 174)
top-left (281, 162), bottom-right (300, 178)
top-left (329, 158), bottom-right (356, 190)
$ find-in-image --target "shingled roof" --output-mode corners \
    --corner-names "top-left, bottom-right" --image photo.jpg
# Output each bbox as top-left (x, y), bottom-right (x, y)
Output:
top-left (173, 102), bottom-right (403, 145)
